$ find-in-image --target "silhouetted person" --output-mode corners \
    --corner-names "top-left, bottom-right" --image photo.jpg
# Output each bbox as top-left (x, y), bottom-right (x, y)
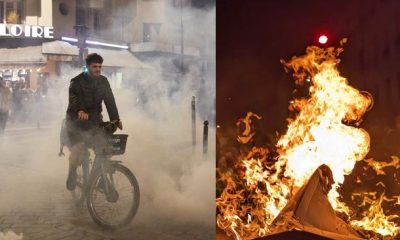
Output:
top-left (0, 78), bottom-right (11, 134)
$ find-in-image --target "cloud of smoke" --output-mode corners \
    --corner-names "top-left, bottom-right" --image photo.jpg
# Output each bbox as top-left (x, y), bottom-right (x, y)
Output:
top-left (0, 231), bottom-right (23, 240)
top-left (0, 1), bottom-right (215, 236)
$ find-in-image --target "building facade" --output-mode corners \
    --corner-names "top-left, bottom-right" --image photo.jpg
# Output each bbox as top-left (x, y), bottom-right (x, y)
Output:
top-left (0, 0), bottom-right (146, 90)
top-left (0, 0), bottom-right (215, 123)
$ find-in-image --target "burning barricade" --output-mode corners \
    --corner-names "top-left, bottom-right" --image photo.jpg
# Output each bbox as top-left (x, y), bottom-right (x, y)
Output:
top-left (216, 40), bottom-right (400, 240)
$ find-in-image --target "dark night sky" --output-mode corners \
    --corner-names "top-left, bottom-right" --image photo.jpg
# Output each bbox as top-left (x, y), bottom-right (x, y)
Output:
top-left (217, 0), bottom-right (356, 132)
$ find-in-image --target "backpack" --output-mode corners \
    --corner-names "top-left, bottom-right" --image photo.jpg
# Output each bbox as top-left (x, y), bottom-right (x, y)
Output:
top-left (59, 119), bottom-right (71, 156)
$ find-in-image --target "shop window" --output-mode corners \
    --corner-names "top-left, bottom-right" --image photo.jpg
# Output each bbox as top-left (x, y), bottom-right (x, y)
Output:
top-left (0, 0), bottom-right (23, 24)
top-left (2, 69), bottom-right (12, 81)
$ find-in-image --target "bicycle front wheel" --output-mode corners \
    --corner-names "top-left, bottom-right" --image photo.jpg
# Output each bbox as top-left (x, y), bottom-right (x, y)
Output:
top-left (86, 163), bottom-right (140, 229)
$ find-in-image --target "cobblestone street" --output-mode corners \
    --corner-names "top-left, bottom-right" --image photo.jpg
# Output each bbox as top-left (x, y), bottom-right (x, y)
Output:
top-left (0, 124), bottom-right (214, 240)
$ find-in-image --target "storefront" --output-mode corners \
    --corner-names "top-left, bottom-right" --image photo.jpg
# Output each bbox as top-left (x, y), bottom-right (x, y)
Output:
top-left (0, 39), bottom-right (151, 91)
top-left (0, 21), bottom-right (55, 89)
top-left (0, 44), bottom-right (48, 89)
top-left (41, 40), bottom-right (152, 90)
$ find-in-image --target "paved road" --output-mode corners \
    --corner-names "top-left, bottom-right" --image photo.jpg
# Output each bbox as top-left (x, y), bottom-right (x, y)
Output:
top-left (0, 124), bottom-right (214, 240)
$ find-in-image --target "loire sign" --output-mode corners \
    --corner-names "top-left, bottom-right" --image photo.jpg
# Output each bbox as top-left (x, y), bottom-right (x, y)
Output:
top-left (0, 24), bottom-right (54, 39)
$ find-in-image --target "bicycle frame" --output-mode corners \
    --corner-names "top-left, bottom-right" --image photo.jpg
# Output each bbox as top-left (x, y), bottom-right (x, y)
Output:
top-left (82, 151), bottom-right (122, 199)
top-left (92, 154), bottom-right (111, 195)
top-left (70, 129), bottom-right (139, 228)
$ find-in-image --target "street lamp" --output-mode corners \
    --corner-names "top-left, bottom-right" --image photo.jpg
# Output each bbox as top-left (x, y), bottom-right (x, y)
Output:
top-left (318, 34), bottom-right (328, 45)
top-left (74, 0), bottom-right (88, 69)
top-left (180, 0), bottom-right (184, 73)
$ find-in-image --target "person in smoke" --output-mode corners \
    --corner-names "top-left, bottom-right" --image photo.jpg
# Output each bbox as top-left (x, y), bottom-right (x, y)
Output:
top-left (0, 77), bottom-right (11, 135)
top-left (11, 79), bottom-right (23, 123)
top-left (65, 53), bottom-right (123, 190)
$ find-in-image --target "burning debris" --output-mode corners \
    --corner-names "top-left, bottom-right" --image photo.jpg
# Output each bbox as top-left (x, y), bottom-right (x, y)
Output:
top-left (216, 40), bottom-right (400, 239)
top-left (237, 112), bottom-right (262, 144)
top-left (264, 164), bottom-right (363, 240)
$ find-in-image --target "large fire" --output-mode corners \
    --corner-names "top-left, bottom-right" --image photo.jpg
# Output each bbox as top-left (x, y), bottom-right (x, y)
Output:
top-left (216, 40), bottom-right (400, 239)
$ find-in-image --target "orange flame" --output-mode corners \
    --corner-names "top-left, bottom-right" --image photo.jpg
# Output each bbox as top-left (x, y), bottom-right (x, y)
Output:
top-left (237, 112), bottom-right (262, 144)
top-left (216, 40), bottom-right (400, 239)
top-left (351, 193), bottom-right (400, 236)
top-left (277, 39), bottom-right (371, 215)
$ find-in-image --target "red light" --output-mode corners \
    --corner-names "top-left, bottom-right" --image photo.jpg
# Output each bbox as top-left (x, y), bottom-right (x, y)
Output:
top-left (318, 35), bottom-right (328, 44)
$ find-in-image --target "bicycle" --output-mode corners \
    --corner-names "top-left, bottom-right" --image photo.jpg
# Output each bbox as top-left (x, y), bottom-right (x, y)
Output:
top-left (66, 121), bottom-right (140, 229)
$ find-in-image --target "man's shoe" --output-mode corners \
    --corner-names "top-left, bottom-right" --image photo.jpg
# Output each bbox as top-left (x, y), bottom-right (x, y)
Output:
top-left (66, 168), bottom-right (77, 191)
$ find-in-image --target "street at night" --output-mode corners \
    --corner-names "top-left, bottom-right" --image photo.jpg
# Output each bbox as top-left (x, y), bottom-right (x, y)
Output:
top-left (0, 0), bottom-right (215, 239)
top-left (6, 0), bottom-right (400, 239)
top-left (0, 121), bottom-right (214, 240)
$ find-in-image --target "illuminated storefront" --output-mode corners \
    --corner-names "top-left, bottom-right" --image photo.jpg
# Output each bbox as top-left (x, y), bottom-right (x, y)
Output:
top-left (0, 0), bottom-right (151, 91)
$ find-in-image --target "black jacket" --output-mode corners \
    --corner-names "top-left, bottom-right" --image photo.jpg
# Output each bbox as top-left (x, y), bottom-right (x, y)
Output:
top-left (66, 72), bottom-right (119, 123)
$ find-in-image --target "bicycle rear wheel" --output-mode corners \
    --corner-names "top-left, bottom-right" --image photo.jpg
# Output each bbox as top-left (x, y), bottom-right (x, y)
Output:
top-left (86, 163), bottom-right (140, 229)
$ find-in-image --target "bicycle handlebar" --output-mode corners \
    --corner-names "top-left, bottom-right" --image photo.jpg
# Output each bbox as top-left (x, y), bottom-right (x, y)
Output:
top-left (101, 121), bottom-right (119, 134)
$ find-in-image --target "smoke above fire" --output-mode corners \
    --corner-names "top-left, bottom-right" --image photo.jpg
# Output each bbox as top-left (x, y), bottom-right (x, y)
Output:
top-left (216, 40), bottom-right (400, 239)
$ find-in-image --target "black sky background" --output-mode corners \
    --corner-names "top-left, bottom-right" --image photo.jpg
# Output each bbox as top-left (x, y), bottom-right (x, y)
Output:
top-left (217, 0), bottom-right (356, 133)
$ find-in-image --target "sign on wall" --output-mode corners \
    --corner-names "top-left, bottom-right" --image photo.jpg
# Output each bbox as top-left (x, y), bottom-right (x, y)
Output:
top-left (0, 24), bottom-right (54, 39)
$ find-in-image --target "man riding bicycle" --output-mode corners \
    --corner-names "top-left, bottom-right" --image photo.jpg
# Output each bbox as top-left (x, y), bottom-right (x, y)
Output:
top-left (65, 53), bottom-right (123, 191)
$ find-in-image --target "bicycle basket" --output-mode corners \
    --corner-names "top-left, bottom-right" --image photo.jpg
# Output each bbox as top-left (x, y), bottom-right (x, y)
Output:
top-left (106, 134), bottom-right (128, 155)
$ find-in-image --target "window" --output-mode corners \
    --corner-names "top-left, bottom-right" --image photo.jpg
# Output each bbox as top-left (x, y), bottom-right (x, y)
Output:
top-left (88, 7), bottom-right (103, 36)
top-left (59, 2), bottom-right (69, 16)
top-left (93, 9), bottom-right (101, 33)
top-left (0, 2), bottom-right (3, 23)
top-left (143, 23), bottom-right (161, 42)
top-left (0, 0), bottom-right (23, 24)
top-left (172, 0), bottom-right (191, 7)
top-left (112, 0), bottom-right (136, 17)
top-left (191, 0), bottom-right (214, 8)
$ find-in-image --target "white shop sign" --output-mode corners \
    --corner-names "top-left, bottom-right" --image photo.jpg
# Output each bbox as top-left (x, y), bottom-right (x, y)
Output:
top-left (0, 24), bottom-right (54, 39)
